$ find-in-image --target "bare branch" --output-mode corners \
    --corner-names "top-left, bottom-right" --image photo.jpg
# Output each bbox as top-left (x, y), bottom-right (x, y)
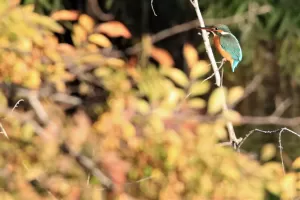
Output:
top-left (271, 98), bottom-right (292, 117)
top-left (237, 128), bottom-right (300, 174)
top-left (230, 75), bottom-right (263, 108)
top-left (60, 143), bottom-right (114, 191)
top-left (240, 115), bottom-right (300, 127)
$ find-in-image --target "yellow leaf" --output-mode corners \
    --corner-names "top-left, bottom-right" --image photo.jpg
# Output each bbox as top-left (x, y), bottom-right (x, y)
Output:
top-left (0, 91), bottom-right (7, 108)
top-left (223, 110), bottom-right (241, 124)
top-left (94, 68), bottom-right (112, 78)
top-left (208, 87), bottom-right (227, 114)
top-left (261, 143), bottom-right (277, 161)
top-left (161, 68), bottom-right (189, 87)
top-left (30, 13), bottom-right (64, 33)
top-left (187, 98), bottom-right (206, 109)
top-left (24, 70), bottom-right (41, 89)
top-left (79, 14), bottom-right (94, 33)
top-left (106, 58), bottom-right (125, 67)
top-left (183, 43), bottom-right (198, 68)
top-left (292, 157), bottom-right (300, 169)
top-left (136, 99), bottom-right (150, 114)
top-left (96, 21), bottom-right (132, 38)
top-left (51, 10), bottom-right (79, 21)
top-left (281, 173), bottom-right (296, 199)
top-left (151, 46), bottom-right (174, 66)
top-left (189, 61), bottom-right (210, 79)
top-left (79, 54), bottom-right (103, 65)
top-left (214, 123), bottom-right (227, 140)
top-left (227, 86), bottom-right (244, 105)
top-left (188, 81), bottom-right (210, 97)
top-left (72, 24), bottom-right (87, 46)
top-left (88, 34), bottom-right (112, 48)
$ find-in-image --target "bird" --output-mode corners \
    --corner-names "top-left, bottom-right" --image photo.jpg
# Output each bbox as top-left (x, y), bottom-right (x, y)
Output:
top-left (198, 24), bottom-right (242, 72)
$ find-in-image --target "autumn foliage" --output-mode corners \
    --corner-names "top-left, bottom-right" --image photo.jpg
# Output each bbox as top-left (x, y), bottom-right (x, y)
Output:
top-left (0, 2), bottom-right (299, 200)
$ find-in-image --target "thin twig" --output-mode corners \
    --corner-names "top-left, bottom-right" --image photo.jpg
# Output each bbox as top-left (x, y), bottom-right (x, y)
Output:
top-left (151, 0), bottom-right (157, 16)
top-left (278, 129), bottom-right (285, 174)
top-left (201, 61), bottom-right (224, 84)
top-left (0, 124), bottom-right (8, 139)
top-left (237, 128), bottom-right (300, 174)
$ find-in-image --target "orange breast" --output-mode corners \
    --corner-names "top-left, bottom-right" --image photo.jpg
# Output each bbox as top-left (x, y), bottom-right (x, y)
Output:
top-left (213, 36), bottom-right (233, 66)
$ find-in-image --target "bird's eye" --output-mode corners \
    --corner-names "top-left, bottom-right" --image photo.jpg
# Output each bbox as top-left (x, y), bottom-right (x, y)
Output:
top-left (214, 28), bottom-right (218, 30)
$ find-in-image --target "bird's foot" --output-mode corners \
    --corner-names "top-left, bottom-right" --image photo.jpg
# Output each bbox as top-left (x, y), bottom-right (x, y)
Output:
top-left (221, 58), bottom-right (227, 65)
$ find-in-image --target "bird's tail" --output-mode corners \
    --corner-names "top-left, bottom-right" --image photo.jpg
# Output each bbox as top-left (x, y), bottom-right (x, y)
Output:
top-left (231, 60), bottom-right (240, 72)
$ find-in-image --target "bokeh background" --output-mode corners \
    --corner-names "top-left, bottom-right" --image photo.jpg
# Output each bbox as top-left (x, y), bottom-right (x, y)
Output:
top-left (0, 0), bottom-right (300, 199)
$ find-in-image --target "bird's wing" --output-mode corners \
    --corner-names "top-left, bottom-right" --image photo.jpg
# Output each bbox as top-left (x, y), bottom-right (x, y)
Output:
top-left (220, 34), bottom-right (242, 61)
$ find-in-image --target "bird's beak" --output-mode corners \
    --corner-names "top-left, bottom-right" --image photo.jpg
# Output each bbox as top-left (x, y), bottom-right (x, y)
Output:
top-left (197, 26), bottom-right (216, 32)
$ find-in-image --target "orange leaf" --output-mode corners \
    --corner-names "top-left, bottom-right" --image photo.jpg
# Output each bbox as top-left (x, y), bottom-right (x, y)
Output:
top-left (183, 43), bottom-right (198, 68)
top-left (88, 34), bottom-right (112, 48)
top-left (151, 47), bottom-right (174, 66)
top-left (51, 10), bottom-right (79, 21)
top-left (96, 21), bottom-right (132, 39)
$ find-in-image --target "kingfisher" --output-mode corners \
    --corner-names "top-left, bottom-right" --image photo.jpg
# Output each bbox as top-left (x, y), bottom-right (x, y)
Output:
top-left (198, 24), bottom-right (242, 72)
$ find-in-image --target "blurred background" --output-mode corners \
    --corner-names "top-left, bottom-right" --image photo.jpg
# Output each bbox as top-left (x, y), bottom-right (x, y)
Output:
top-left (0, 0), bottom-right (300, 199)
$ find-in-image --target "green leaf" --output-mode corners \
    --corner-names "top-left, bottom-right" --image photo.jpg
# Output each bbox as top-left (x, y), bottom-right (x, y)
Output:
top-left (188, 81), bottom-right (210, 97)
top-left (208, 87), bottom-right (227, 114)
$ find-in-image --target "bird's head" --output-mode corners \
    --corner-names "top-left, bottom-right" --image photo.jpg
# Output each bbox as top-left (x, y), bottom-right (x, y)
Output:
top-left (198, 24), bottom-right (231, 36)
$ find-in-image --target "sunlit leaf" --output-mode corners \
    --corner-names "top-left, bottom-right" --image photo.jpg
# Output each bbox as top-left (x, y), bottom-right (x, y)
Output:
top-left (23, 70), bottom-right (41, 89)
top-left (29, 13), bottom-right (64, 33)
top-left (72, 24), bottom-right (87, 46)
top-left (161, 68), bottom-right (189, 87)
top-left (292, 157), bottom-right (300, 169)
top-left (79, 14), bottom-right (94, 33)
top-left (227, 86), bottom-right (244, 105)
top-left (51, 10), bottom-right (79, 21)
top-left (208, 87), bottom-right (227, 114)
top-left (96, 21), bottom-right (132, 38)
top-left (183, 43), bottom-right (198, 68)
top-left (106, 58), bottom-right (125, 67)
top-left (151, 47), bottom-right (174, 66)
top-left (188, 81), bottom-right (210, 97)
top-left (88, 34), bottom-right (112, 48)
top-left (189, 61), bottom-right (210, 79)
top-left (187, 98), bottom-right (206, 109)
top-left (281, 173), bottom-right (296, 199)
top-left (261, 144), bottom-right (276, 162)
top-left (94, 68), bottom-right (112, 78)
top-left (223, 110), bottom-right (241, 124)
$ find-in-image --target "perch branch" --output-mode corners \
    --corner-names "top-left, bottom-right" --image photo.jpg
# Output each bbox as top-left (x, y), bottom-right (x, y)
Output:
top-left (190, 0), bottom-right (221, 86)
top-left (190, 0), bottom-right (241, 147)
